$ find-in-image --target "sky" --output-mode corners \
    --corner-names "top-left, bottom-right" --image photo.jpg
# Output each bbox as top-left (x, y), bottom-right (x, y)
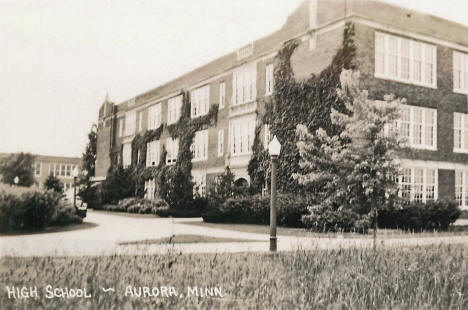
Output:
top-left (0, 0), bottom-right (467, 158)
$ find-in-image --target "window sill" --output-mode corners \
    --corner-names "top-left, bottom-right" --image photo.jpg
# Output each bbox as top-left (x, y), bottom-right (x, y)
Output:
top-left (405, 145), bottom-right (437, 151)
top-left (453, 88), bottom-right (468, 96)
top-left (374, 73), bottom-right (437, 89)
top-left (192, 158), bottom-right (208, 163)
top-left (454, 148), bottom-right (468, 154)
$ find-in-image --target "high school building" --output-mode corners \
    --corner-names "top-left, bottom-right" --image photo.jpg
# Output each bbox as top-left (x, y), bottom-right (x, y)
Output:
top-left (94, 0), bottom-right (468, 209)
top-left (0, 153), bottom-right (81, 190)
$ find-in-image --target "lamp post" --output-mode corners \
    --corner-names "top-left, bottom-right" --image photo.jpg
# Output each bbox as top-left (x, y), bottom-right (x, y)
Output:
top-left (268, 135), bottom-right (281, 252)
top-left (13, 176), bottom-right (19, 186)
top-left (72, 167), bottom-right (79, 208)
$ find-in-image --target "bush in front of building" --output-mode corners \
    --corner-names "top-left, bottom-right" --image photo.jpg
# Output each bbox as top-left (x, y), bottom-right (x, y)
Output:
top-left (202, 193), bottom-right (310, 227)
top-left (378, 200), bottom-right (461, 232)
top-left (0, 185), bottom-right (82, 233)
top-left (101, 166), bottom-right (135, 205)
top-left (301, 205), bottom-right (371, 233)
top-left (101, 197), bottom-right (169, 215)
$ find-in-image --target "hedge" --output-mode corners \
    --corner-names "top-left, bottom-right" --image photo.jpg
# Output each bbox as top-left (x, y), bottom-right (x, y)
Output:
top-left (101, 197), bottom-right (169, 216)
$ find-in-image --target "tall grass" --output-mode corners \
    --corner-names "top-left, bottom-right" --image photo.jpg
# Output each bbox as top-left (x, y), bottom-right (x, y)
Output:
top-left (1, 245), bottom-right (467, 309)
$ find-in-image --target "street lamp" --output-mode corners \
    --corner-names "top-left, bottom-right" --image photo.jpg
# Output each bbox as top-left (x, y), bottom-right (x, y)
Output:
top-left (72, 167), bottom-right (79, 208)
top-left (268, 135), bottom-right (281, 252)
top-left (13, 176), bottom-right (19, 186)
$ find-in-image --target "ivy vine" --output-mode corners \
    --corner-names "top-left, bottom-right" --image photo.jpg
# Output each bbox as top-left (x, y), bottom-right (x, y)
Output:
top-left (248, 22), bottom-right (357, 194)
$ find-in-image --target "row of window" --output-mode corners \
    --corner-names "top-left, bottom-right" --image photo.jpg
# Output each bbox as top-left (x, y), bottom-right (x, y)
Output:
top-left (144, 172), bottom-right (207, 200)
top-left (118, 64), bottom-right (275, 137)
top-left (375, 32), bottom-right (468, 94)
top-left (34, 162), bottom-right (78, 178)
top-left (399, 167), bottom-right (468, 210)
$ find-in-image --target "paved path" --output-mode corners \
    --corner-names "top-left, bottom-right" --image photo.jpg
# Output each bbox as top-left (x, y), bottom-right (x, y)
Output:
top-left (0, 210), bottom-right (467, 257)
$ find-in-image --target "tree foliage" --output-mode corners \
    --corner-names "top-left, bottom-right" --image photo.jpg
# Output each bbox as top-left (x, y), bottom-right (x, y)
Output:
top-left (0, 153), bottom-right (36, 187)
top-left (248, 22), bottom-right (357, 193)
top-left (82, 125), bottom-right (97, 178)
top-left (44, 174), bottom-right (64, 193)
top-left (295, 70), bottom-right (403, 230)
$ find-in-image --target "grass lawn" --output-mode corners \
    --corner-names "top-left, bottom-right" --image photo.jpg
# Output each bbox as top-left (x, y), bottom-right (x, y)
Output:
top-left (183, 221), bottom-right (468, 239)
top-left (119, 234), bottom-right (264, 245)
top-left (1, 245), bottom-right (467, 309)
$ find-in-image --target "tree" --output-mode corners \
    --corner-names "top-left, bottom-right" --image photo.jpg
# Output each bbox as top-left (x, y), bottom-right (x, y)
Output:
top-left (0, 152), bottom-right (36, 186)
top-left (294, 70), bottom-right (403, 245)
top-left (44, 174), bottom-right (64, 193)
top-left (82, 125), bottom-right (97, 178)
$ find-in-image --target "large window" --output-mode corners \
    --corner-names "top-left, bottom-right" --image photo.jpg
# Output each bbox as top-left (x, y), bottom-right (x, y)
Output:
top-left (125, 110), bottom-right (136, 136)
top-left (455, 170), bottom-right (468, 210)
top-left (166, 138), bottom-right (179, 165)
top-left (265, 64), bottom-right (274, 96)
top-left (122, 143), bottom-right (132, 168)
top-left (398, 105), bottom-right (437, 150)
top-left (118, 118), bottom-right (124, 137)
top-left (192, 172), bottom-right (206, 197)
top-left (146, 140), bottom-right (160, 167)
top-left (453, 51), bottom-right (468, 94)
top-left (144, 179), bottom-right (155, 201)
top-left (138, 111), bottom-right (143, 132)
top-left (375, 32), bottom-right (436, 88)
top-left (399, 167), bottom-right (437, 203)
top-left (230, 117), bottom-right (256, 156)
top-left (219, 82), bottom-right (226, 109)
top-left (191, 85), bottom-right (210, 118)
top-left (454, 113), bottom-right (468, 153)
top-left (191, 130), bottom-right (208, 161)
top-left (233, 65), bottom-right (257, 106)
top-left (148, 103), bottom-right (161, 130)
top-left (168, 95), bottom-right (182, 125)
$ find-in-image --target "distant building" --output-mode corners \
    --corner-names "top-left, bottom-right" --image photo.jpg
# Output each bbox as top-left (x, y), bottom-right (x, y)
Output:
top-left (94, 0), bottom-right (468, 210)
top-left (0, 153), bottom-right (81, 190)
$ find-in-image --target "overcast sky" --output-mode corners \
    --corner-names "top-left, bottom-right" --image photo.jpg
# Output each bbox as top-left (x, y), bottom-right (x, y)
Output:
top-left (1, 0), bottom-right (467, 157)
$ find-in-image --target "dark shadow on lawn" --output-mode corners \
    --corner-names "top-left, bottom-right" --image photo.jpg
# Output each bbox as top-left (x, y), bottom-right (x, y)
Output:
top-left (0, 222), bottom-right (99, 236)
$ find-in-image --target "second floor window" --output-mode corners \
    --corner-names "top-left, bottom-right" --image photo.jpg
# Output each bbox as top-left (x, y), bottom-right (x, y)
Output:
top-left (219, 82), bottom-right (226, 109)
top-left (191, 85), bottom-right (210, 118)
top-left (138, 111), bottom-right (143, 131)
top-left (375, 32), bottom-right (436, 88)
top-left (218, 129), bottom-right (224, 157)
top-left (125, 110), bottom-right (136, 136)
top-left (399, 105), bottom-right (437, 150)
top-left (168, 95), bottom-right (182, 125)
top-left (191, 130), bottom-right (208, 161)
top-left (34, 163), bottom-right (41, 176)
top-left (233, 65), bottom-right (257, 106)
top-left (148, 103), bottom-right (161, 130)
top-left (122, 143), bottom-right (132, 168)
top-left (166, 138), bottom-right (179, 165)
top-left (230, 118), bottom-right (255, 156)
top-left (146, 140), bottom-right (160, 167)
top-left (453, 51), bottom-right (468, 94)
top-left (454, 113), bottom-right (468, 152)
top-left (265, 64), bottom-right (274, 95)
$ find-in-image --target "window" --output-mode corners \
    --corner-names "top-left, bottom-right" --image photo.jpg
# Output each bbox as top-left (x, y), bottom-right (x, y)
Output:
top-left (453, 51), bottom-right (468, 94)
top-left (138, 111), bottom-right (143, 131)
top-left (118, 118), bottom-right (124, 137)
top-left (146, 140), bottom-right (160, 167)
top-left (34, 163), bottom-right (41, 176)
top-left (233, 65), bottom-right (257, 106)
top-left (398, 167), bottom-right (437, 203)
top-left (144, 179), bottom-right (155, 201)
top-left (218, 130), bottom-right (224, 157)
top-left (168, 95), bottom-right (182, 125)
top-left (148, 104), bottom-right (161, 130)
top-left (398, 105), bottom-right (437, 150)
top-left (375, 32), bottom-right (437, 87)
top-left (60, 164), bottom-right (66, 177)
top-left (125, 110), bottom-right (136, 136)
top-left (191, 130), bottom-right (208, 161)
top-left (454, 113), bottom-right (468, 152)
top-left (122, 143), bottom-right (132, 168)
top-left (455, 171), bottom-right (468, 210)
top-left (166, 138), bottom-right (179, 165)
top-left (219, 82), bottom-right (226, 109)
top-left (265, 64), bottom-right (274, 95)
top-left (192, 172), bottom-right (206, 197)
top-left (264, 124), bottom-right (271, 149)
top-left (66, 165), bottom-right (71, 177)
top-left (191, 85), bottom-right (210, 118)
top-left (230, 117), bottom-right (256, 156)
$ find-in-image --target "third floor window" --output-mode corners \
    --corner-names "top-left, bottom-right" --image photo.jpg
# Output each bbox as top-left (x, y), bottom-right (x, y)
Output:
top-left (375, 32), bottom-right (436, 88)
top-left (125, 110), bottom-right (136, 136)
top-left (148, 103), bottom-right (161, 130)
top-left (453, 51), bottom-right (468, 94)
top-left (168, 95), bottom-right (182, 125)
top-left (233, 65), bottom-right (257, 106)
top-left (191, 85), bottom-right (210, 118)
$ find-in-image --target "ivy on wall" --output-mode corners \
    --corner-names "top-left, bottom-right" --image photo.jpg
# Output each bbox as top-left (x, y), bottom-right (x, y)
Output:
top-left (106, 90), bottom-right (218, 209)
top-left (248, 22), bottom-right (357, 194)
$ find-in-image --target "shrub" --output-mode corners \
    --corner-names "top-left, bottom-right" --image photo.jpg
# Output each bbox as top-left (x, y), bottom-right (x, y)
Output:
top-left (101, 166), bottom-right (135, 205)
top-left (301, 205), bottom-right (368, 233)
top-left (101, 197), bottom-right (169, 216)
top-left (202, 193), bottom-right (310, 227)
top-left (50, 204), bottom-right (83, 226)
top-left (378, 200), bottom-right (461, 232)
